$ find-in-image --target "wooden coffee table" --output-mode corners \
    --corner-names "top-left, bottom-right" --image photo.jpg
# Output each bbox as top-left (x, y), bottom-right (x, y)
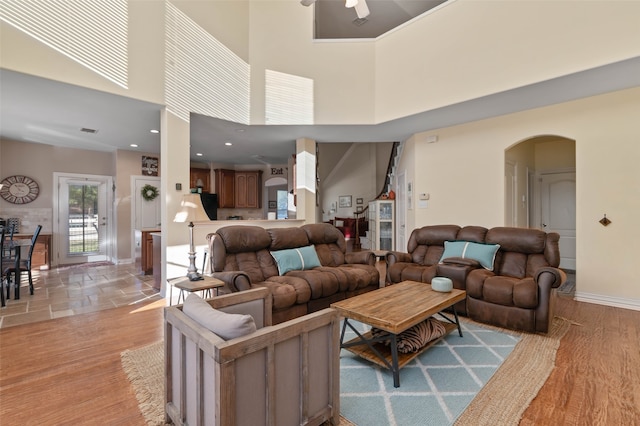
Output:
top-left (331, 280), bottom-right (466, 387)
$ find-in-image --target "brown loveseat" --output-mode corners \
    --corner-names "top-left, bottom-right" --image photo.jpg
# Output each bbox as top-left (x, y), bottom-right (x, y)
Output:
top-left (386, 225), bottom-right (566, 333)
top-left (207, 223), bottom-right (379, 324)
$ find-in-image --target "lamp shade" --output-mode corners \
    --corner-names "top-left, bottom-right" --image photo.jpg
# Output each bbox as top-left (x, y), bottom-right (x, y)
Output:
top-left (174, 194), bottom-right (210, 223)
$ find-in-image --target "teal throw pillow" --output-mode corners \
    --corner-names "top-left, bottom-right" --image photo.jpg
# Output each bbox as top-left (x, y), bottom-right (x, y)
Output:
top-left (439, 240), bottom-right (500, 271)
top-left (271, 245), bottom-right (321, 275)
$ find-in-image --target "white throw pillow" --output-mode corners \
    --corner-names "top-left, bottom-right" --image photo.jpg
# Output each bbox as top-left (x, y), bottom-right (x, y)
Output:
top-left (182, 294), bottom-right (256, 340)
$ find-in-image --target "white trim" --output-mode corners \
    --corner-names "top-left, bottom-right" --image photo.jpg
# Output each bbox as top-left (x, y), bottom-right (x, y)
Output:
top-left (574, 291), bottom-right (640, 312)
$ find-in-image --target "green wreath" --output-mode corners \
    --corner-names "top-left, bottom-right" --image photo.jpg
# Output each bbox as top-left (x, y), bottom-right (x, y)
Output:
top-left (141, 184), bottom-right (159, 201)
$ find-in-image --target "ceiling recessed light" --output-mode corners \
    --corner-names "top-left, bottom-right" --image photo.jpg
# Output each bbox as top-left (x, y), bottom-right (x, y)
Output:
top-left (130, 144), bottom-right (138, 148)
top-left (225, 142), bottom-right (233, 146)
top-left (196, 152), bottom-right (203, 156)
top-left (150, 129), bottom-right (159, 134)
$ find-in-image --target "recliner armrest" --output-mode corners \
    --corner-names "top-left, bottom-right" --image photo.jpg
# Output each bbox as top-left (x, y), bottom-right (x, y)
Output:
top-left (345, 250), bottom-right (375, 266)
top-left (441, 256), bottom-right (481, 268)
top-left (534, 267), bottom-right (566, 289)
top-left (209, 271), bottom-right (252, 292)
top-left (386, 251), bottom-right (411, 267)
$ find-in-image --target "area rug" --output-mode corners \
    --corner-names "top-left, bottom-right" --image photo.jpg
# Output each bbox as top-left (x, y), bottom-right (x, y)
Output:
top-left (121, 317), bottom-right (569, 426)
top-left (340, 319), bottom-right (521, 425)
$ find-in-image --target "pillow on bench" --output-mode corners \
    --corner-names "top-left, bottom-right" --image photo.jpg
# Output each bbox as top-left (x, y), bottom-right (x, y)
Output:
top-left (183, 294), bottom-right (257, 340)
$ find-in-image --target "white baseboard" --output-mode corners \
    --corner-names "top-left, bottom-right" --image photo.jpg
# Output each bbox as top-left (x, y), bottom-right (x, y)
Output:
top-left (574, 291), bottom-right (640, 311)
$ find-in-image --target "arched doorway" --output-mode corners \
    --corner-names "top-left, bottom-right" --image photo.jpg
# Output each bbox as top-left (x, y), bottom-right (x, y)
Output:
top-left (505, 135), bottom-right (576, 270)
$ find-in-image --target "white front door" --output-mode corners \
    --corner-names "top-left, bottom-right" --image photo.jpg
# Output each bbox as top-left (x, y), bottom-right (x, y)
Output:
top-left (540, 171), bottom-right (576, 270)
top-left (54, 173), bottom-right (112, 265)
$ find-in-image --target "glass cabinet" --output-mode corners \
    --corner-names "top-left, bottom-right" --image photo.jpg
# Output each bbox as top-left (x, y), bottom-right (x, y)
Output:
top-left (368, 200), bottom-right (395, 251)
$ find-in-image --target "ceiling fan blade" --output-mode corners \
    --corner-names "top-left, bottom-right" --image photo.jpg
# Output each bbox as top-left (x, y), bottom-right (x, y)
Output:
top-left (354, 0), bottom-right (370, 19)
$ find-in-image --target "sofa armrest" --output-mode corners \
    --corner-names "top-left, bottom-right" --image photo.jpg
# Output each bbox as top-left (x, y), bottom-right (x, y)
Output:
top-left (165, 301), bottom-right (341, 426)
top-left (209, 271), bottom-right (252, 292)
top-left (345, 250), bottom-right (375, 266)
top-left (437, 262), bottom-right (479, 289)
top-left (534, 267), bottom-right (567, 289)
top-left (386, 251), bottom-right (411, 267)
top-left (441, 256), bottom-right (481, 268)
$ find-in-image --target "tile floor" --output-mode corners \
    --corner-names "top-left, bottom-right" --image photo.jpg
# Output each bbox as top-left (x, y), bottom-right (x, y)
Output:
top-left (0, 263), bottom-right (164, 329)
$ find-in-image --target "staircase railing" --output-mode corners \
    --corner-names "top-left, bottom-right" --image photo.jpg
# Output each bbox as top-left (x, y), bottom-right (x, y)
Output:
top-left (353, 141), bottom-right (400, 250)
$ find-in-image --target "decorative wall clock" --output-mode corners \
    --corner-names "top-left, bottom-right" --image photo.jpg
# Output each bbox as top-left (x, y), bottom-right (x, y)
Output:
top-left (0, 175), bottom-right (40, 204)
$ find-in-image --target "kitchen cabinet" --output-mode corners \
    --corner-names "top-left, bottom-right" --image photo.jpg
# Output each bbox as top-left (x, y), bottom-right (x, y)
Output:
top-left (215, 169), bottom-right (262, 208)
top-left (135, 229), bottom-right (159, 275)
top-left (190, 168), bottom-right (211, 193)
top-left (214, 169), bottom-right (235, 208)
top-left (235, 171), bottom-right (262, 208)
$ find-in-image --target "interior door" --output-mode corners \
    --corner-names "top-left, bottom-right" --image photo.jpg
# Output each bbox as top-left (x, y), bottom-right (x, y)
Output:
top-left (133, 176), bottom-right (161, 229)
top-left (540, 171), bottom-right (576, 270)
top-left (505, 161), bottom-right (517, 226)
top-left (55, 173), bottom-right (112, 265)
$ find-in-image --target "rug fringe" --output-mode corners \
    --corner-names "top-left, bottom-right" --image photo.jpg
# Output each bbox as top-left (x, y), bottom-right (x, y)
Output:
top-left (121, 343), bottom-right (166, 426)
top-left (454, 315), bottom-right (571, 426)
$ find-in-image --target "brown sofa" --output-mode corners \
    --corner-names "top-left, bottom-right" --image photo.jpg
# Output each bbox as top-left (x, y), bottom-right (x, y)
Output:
top-left (386, 225), bottom-right (566, 333)
top-left (207, 223), bottom-right (379, 324)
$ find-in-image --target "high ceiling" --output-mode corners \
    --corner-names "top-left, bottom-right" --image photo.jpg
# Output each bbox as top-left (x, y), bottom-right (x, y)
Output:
top-left (2, 57), bottom-right (640, 167)
top-left (314, 0), bottom-right (448, 39)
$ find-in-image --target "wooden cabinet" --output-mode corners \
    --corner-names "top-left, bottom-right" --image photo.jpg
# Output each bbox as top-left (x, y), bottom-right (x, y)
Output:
top-left (135, 229), bottom-right (159, 275)
top-left (214, 169), bottom-right (236, 208)
top-left (190, 168), bottom-right (211, 193)
top-left (152, 232), bottom-right (162, 290)
top-left (235, 171), bottom-right (262, 208)
top-left (215, 169), bottom-right (262, 208)
top-left (12, 233), bottom-right (51, 270)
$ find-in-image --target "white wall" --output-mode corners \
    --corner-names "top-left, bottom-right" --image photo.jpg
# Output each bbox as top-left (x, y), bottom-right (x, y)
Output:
top-left (319, 143), bottom-right (389, 221)
top-left (396, 87), bottom-right (640, 307)
top-left (374, 0), bottom-right (640, 122)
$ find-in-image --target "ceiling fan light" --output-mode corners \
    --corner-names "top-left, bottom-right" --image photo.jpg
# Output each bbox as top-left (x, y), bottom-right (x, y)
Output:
top-left (345, 0), bottom-right (358, 8)
top-left (354, 0), bottom-right (370, 18)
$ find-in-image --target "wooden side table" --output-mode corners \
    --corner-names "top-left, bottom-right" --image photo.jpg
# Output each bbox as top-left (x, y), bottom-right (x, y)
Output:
top-left (168, 275), bottom-right (225, 305)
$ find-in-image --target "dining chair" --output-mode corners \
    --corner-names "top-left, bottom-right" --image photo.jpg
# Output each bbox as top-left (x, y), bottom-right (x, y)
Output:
top-left (5, 225), bottom-right (42, 298)
top-left (0, 228), bottom-right (12, 307)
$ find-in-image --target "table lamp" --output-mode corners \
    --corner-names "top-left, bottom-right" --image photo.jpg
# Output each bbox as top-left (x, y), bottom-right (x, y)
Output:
top-left (174, 193), bottom-right (210, 281)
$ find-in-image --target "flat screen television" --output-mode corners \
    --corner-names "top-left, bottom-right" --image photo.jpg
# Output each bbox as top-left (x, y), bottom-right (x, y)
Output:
top-left (200, 193), bottom-right (218, 220)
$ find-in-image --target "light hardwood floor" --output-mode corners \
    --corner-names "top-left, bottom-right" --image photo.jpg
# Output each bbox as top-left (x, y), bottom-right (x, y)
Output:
top-left (1, 264), bottom-right (639, 425)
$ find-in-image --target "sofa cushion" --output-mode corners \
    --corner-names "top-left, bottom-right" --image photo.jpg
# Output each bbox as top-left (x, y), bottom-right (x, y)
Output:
top-left (183, 294), bottom-right (257, 340)
top-left (271, 245), bottom-right (321, 275)
top-left (440, 240), bottom-right (500, 271)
